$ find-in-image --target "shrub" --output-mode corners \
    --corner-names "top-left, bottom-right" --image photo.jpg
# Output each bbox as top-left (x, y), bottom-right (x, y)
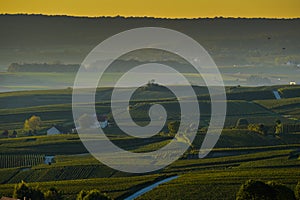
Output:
top-left (237, 180), bottom-right (297, 200)
top-left (77, 190), bottom-right (88, 200)
top-left (44, 187), bottom-right (63, 200)
top-left (31, 187), bottom-right (45, 200)
top-left (267, 181), bottom-right (296, 200)
top-left (77, 189), bottom-right (111, 200)
top-left (236, 180), bottom-right (276, 200)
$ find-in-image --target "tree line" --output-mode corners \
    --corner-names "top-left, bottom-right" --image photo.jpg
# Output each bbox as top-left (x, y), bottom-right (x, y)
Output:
top-left (11, 181), bottom-right (112, 200)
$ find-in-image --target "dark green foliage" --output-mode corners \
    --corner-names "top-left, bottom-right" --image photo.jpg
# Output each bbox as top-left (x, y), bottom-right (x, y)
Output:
top-left (236, 118), bottom-right (249, 128)
top-left (295, 182), bottom-right (300, 200)
top-left (237, 180), bottom-right (297, 200)
top-left (77, 189), bottom-right (111, 200)
top-left (13, 181), bottom-right (44, 200)
top-left (31, 187), bottom-right (45, 200)
top-left (77, 190), bottom-right (88, 200)
top-left (44, 187), bottom-right (63, 200)
top-left (236, 180), bottom-right (276, 200)
top-left (168, 121), bottom-right (180, 134)
top-left (13, 181), bottom-right (32, 199)
top-left (12, 130), bottom-right (17, 137)
top-left (1, 129), bottom-right (9, 137)
top-left (267, 181), bottom-right (296, 200)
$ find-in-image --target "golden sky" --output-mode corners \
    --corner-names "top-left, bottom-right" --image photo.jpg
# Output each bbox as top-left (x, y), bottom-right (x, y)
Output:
top-left (0, 0), bottom-right (299, 18)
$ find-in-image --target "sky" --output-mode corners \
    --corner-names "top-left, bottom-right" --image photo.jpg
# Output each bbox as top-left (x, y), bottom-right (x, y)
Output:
top-left (0, 0), bottom-right (299, 18)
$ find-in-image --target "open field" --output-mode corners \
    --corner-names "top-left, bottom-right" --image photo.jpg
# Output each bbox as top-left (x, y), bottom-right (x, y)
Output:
top-left (1, 85), bottom-right (299, 132)
top-left (0, 85), bottom-right (299, 199)
top-left (0, 145), bottom-right (299, 199)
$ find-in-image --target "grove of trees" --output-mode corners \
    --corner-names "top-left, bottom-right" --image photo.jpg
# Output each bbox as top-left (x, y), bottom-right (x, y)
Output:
top-left (12, 181), bottom-right (112, 200)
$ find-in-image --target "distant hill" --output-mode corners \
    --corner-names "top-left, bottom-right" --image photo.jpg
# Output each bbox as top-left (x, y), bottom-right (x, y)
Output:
top-left (0, 14), bottom-right (299, 71)
top-left (7, 63), bottom-right (80, 73)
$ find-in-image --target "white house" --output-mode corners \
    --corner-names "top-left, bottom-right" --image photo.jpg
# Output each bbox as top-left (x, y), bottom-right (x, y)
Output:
top-left (46, 125), bottom-right (67, 135)
top-left (290, 81), bottom-right (297, 85)
top-left (47, 126), bottom-right (61, 135)
top-left (44, 155), bottom-right (55, 165)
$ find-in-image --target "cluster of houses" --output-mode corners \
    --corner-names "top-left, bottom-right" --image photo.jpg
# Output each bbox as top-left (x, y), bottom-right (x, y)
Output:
top-left (47, 114), bottom-right (109, 136)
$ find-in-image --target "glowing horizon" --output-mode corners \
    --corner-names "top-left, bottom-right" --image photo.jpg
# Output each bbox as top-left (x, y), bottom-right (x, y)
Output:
top-left (0, 0), bottom-right (299, 19)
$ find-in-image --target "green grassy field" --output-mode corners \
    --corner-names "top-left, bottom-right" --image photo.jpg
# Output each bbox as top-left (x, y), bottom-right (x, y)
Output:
top-left (0, 85), bottom-right (300, 199)
top-left (0, 145), bottom-right (299, 199)
top-left (1, 85), bottom-right (299, 132)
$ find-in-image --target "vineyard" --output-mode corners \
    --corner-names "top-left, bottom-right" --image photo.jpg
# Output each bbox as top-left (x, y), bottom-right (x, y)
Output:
top-left (0, 154), bottom-right (44, 168)
top-left (0, 164), bottom-right (122, 184)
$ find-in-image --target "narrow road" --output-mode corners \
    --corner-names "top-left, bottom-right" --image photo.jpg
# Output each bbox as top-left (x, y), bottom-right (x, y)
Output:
top-left (124, 175), bottom-right (179, 200)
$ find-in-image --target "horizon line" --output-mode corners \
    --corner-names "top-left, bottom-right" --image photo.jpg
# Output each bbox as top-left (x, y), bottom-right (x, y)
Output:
top-left (1, 13), bottom-right (300, 20)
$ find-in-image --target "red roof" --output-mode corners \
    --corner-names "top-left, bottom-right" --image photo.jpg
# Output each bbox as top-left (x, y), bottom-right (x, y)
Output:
top-left (1, 197), bottom-right (20, 200)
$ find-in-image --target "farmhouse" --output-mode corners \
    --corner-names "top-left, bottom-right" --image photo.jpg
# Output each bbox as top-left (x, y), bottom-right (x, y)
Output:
top-left (44, 155), bottom-right (55, 165)
top-left (46, 125), bottom-right (68, 135)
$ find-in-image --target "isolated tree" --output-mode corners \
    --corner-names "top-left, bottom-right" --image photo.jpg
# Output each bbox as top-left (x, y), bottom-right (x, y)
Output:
top-left (12, 130), bottom-right (17, 137)
top-left (2, 129), bottom-right (9, 137)
top-left (168, 121), bottom-right (180, 134)
top-left (267, 181), bottom-right (296, 200)
top-left (24, 115), bottom-right (42, 132)
top-left (44, 187), bottom-right (63, 200)
top-left (236, 180), bottom-right (276, 200)
top-left (275, 119), bottom-right (283, 135)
